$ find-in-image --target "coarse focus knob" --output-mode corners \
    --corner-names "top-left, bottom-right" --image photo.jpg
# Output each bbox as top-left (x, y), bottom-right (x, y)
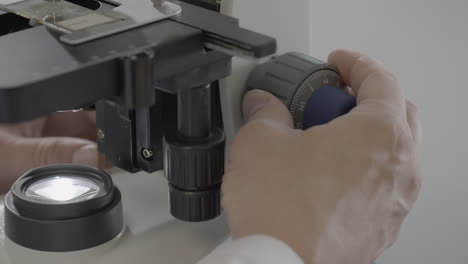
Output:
top-left (247, 52), bottom-right (357, 129)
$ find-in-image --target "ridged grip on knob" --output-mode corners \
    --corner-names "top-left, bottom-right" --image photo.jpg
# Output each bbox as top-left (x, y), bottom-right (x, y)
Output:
top-left (163, 127), bottom-right (225, 222)
top-left (247, 52), bottom-right (331, 106)
top-left (169, 184), bottom-right (221, 222)
top-left (247, 52), bottom-right (356, 129)
top-left (163, 127), bottom-right (225, 189)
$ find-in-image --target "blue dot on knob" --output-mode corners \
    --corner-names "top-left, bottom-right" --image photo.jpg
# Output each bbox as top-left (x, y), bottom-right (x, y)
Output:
top-left (302, 85), bottom-right (356, 129)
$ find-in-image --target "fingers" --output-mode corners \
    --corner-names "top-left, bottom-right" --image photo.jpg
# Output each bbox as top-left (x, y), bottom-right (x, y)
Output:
top-left (86, 111), bottom-right (97, 125)
top-left (5, 137), bottom-right (107, 177)
top-left (43, 111), bottom-right (98, 141)
top-left (71, 144), bottom-right (110, 168)
top-left (406, 100), bottom-right (422, 144)
top-left (328, 50), bottom-right (405, 116)
top-left (243, 90), bottom-right (294, 128)
top-left (228, 90), bottom-right (294, 169)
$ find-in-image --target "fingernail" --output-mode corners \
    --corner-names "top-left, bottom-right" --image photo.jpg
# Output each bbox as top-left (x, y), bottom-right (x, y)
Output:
top-left (72, 144), bottom-right (100, 167)
top-left (243, 89), bottom-right (271, 120)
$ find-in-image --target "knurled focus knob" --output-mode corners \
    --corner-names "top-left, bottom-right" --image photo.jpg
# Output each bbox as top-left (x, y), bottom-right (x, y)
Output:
top-left (247, 52), bottom-right (356, 129)
top-left (168, 183), bottom-right (221, 222)
top-left (163, 127), bottom-right (225, 222)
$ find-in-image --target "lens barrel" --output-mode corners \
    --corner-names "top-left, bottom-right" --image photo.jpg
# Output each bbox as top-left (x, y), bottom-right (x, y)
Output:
top-left (4, 165), bottom-right (124, 252)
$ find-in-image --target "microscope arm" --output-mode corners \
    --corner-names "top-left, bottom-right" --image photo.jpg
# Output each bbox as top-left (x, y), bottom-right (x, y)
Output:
top-left (0, 1), bottom-right (276, 221)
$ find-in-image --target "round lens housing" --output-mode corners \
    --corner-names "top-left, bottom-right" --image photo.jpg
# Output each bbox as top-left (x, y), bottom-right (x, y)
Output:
top-left (4, 165), bottom-right (124, 252)
top-left (10, 165), bottom-right (115, 220)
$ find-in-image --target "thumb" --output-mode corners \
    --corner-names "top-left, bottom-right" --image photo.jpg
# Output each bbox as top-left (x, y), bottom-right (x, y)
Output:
top-left (243, 89), bottom-right (294, 128)
top-left (11, 137), bottom-right (107, 173)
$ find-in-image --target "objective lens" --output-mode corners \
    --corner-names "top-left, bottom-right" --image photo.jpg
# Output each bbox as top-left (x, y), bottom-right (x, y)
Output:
top-left (25, 176), bottom-right (100, 203)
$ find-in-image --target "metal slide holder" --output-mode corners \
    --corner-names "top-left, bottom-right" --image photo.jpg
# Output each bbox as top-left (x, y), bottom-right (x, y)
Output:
top-left (0, 0), bottom-right (182, 44)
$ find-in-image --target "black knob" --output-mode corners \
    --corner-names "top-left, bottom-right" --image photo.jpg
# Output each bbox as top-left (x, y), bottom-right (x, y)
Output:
top-left (168, 184), bottom-right (221, 222)
top-left (163, 127), bottom-right (225, 222)
top-left (247, 52), bottom-right (356, 129)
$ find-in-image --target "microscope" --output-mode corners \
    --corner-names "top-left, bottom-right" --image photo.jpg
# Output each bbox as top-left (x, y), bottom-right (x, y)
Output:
top-left (0, 0), bottom-right (356, 262)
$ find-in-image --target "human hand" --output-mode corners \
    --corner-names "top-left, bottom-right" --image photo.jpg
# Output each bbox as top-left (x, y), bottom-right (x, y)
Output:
top-left (222, 50), bottom-right (422, 264)
top-left (0, 111), bottom-right (107, 194)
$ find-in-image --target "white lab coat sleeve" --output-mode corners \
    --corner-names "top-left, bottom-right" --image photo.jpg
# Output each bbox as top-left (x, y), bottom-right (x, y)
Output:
top-left (198, 235), bottom-right (304, 264)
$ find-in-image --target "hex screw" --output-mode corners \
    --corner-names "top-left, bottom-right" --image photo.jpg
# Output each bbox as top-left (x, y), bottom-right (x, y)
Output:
top-left (142, 149), bottom-right (154, 160)
top-left (98, 129), bottom-right (105, 140)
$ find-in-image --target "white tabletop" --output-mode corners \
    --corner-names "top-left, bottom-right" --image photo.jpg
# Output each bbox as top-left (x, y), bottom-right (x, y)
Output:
top-left (309, 0), bottom-right (468, 263)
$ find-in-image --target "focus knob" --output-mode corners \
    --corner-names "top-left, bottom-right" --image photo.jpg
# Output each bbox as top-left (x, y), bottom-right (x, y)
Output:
top-left (247, 52), bottom-right (356, 129)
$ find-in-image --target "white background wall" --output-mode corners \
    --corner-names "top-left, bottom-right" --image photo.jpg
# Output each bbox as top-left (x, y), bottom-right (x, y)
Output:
top-left (309, 1), bottom-right (468, 263)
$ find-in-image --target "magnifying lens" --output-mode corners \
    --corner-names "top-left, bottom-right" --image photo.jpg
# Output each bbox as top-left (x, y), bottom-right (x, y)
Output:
top-left (25, 176), bottom-right (100, 203)
top-left (4, 165), bottom-right (124, 252)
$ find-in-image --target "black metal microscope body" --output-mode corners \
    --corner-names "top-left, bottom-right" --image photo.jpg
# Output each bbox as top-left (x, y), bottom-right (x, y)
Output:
top-left (0, 0), bottom-right (276, 222)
